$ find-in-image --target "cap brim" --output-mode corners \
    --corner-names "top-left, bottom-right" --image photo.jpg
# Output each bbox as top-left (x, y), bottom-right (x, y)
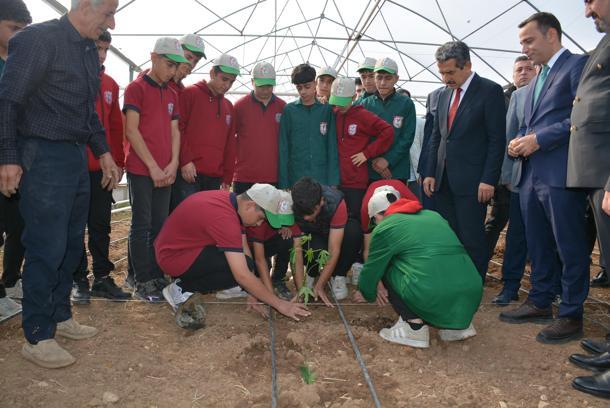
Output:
top-left (357, 66), bottom-right (375, 72)
top-left (218, 65), bottom-right (240, 76)
top-left (183, 44), bottom-right (206, 59)
top-left (163, 53), bottom-right (189, 63)
top-left (253, 78), bottom-right (276, 86)
top-left (329, 95), bottom-right (353, 107)
top-left (374, 66), bottom-right (397, 74)
top-left (264, 210), bottom-right (294, 229)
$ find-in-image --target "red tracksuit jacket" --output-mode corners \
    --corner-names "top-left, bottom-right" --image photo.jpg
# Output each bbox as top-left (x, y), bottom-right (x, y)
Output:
top-left (179, 80), bottom-right (236, 185)
top-left (88, 69), bottom-right (125, 171)
top-left (334, 105), bottom-right (394, 188)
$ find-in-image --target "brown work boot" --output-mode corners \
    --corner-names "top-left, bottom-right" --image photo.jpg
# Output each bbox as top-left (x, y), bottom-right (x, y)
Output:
top-left (499, 299), bottom-right (553, 324)
top-left (56, 318), bottom-right (98, 340)
top-left (536, 318), bottom-right (583, 344)
top-left (21, 339), bottom-right (76, 369)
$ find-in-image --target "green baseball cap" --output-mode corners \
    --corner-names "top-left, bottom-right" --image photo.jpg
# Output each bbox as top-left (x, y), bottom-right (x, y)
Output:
top-left (329, 77), bottom-right (356, 107)
top-left (374, 57), bottom-right (399, 75)
top-left (357, 57), bottom-right (376, 72)
top-left (246, 184), bottom-right (294, 228)
top-left (153, 37), bottom-right (189, 64)
top-left (180, 34), bottom-right (206, 59)
top-left (252, 61), bottom-right (276, 86)
top-left (213, 53), bottom-right (240, 76)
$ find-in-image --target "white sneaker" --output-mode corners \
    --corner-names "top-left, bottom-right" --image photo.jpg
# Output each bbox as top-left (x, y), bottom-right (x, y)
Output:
top-left (305, 275), bottom-right (315, 290)
top-left (162, 281), bottom-right (193, 312)
top-left (439, 323), bottom-right (477, 342)
top-left (379, 318), bottom-right (430, 348)
top-left (0, 296), bottom-right (22, 318)
top-left (5, 279), bottom-right (23, 299)
top-left (215, 286), bottom-right (248, 299)
top-left (350, 263), bottom-right (363, 286)
top-left (331, 276), bottom-right (348, 300)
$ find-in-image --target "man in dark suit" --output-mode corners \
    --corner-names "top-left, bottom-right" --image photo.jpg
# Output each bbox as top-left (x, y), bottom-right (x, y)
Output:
top-left (500, 12), bottom-right (589, 344)
top-left (423, 41), bottom-right (506, 280)
top-left (418, 86), bottom-right (444, 211)
top-left (566, 0), bottom-right (610, 399)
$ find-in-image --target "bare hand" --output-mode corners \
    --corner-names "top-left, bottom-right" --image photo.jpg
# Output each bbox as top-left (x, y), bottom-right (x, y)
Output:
top-left (478, 182), bottom-right (495, 204)
top-left (376, 281), bottom-right (389, 306)
top-left (352, 290), bottom-right (366, 303)
top-left (276, 299), bottom-right (311, 321)
top-left (351, 152), bottom-right (367, 167)
top-left (0, 164), bottom-right (22, 197)
top-left (313, 283), bottom-right (333, 307)
top-left (380, 168), bottom-right (392, 179)
top-left (181, 162), bottom-right (197, 183)
top-left (163, 161), bottom-right (179, 185)
top-left (511, 133), bottom-right (540, 157)
top-left (423, 177), bottom-right (436, 197)
top-left (603, 190), bottom-right (610, 216)
top-left (279, 227), bottom-right (292, 240)
top-left (372, 157), bottom-right (389, 172)
top-left (246, 295), bottom-right (269, 318)
top-left (99, 153), bottom-right (120, 191)
top-left (149, 165), bottom-right (168, 188)
top-left (507, 138), bottom-right (520, 158)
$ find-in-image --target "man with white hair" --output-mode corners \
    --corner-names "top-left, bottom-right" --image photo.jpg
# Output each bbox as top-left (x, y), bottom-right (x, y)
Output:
top-left (354, 185), bottom-right (482, 348)
top-left (0, 0), bottom-right (120, 368)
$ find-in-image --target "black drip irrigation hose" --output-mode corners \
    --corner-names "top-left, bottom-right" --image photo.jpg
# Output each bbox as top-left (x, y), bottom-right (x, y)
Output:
top-left (327, 282), bottom-right (382, 408)
top-left (268, 306), bottom-right (278, 408)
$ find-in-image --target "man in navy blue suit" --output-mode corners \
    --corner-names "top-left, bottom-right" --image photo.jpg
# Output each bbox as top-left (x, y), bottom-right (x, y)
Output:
top-left (423, 41), bottom-right (506, 280)
top-left (500, 12), bottom-right (589, 344)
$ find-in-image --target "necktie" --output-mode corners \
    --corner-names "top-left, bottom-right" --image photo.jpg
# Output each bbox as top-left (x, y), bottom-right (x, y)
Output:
top-left (447, 87), bottom-right (461, 131)
top-left (533, 64), bottom-right (550, 106)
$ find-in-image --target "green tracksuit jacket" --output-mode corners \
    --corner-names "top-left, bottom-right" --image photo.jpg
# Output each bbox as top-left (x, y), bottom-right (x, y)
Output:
top-left (362, 91), bottom-right (416, 181)
top-left (278, 99), bottom-right (339, 188)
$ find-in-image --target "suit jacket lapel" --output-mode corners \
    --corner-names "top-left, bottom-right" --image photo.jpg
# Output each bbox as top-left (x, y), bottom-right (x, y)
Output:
top-left (532, 50), bottom-right (572, 115)
top-left (451, 73), bottom-right (480, 134)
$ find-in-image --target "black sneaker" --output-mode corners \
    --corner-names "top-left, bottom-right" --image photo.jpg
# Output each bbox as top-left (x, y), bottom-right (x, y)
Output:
top-left (91, 276), bottom-right (132, 301)
top-left (124, 274), bottom-right (136, 291)
top-left (133, 280), bottom-right (164, 303)
top-left (71, 282), bottom-right (91, 305)
top-left (153, 277), bottom-right (170, 291)
top-left (273, 280), bottom-right (292, 300)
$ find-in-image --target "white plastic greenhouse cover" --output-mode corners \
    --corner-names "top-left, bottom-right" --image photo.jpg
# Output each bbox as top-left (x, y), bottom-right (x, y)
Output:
top-left (26, 0), bottom-right (602, 113)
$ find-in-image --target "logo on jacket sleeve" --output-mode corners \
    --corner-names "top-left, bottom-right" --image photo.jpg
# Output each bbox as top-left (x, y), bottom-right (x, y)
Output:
top-left (104, 91), bottom-right (112, 105)
top-left (320, 121), bottom-right (328, 135)
top-left (393, 116), bottom-right (403, 128)
top-left (226, 114), bottom-right (232, 125)
top-left (348, 124), bottom-right (358, 136)
top-left (275, 113), bottom-right (282, 123)
top-left (168, 103), bottom-right (174, 115)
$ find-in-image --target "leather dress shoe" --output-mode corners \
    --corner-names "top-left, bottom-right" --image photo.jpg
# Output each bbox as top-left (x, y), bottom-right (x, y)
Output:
top-left (572, 370), bottom-right (610, 399)
top-left (570, 352), bottom-right (610, 372)
top-left (499, 300), bottom-right (553, 324)
top-left (491, 289), bottom-right (519, 306)
top-left (591, 268), bottom-right (610, 288)
top-left (536, 318), bottom-right (583, 344)
top-left (582, 337), bottom-right (610, 354)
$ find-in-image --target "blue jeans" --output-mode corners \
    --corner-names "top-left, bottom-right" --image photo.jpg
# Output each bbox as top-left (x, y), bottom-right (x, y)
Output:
top-left (127, 173), bottom-right (170, 284)
top-left (19, 139), bottom-right (89, 344)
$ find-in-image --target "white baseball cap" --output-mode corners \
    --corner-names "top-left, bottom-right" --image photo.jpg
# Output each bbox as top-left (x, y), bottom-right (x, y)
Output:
top-left (213, 53), bottom-right (240, 76)
top-left (316, 65), bottom-right (338, 79)
top-left (153, 37), bottom-right (189, 63)
top-left (357, 57), bottom-right (377, 72)
top-left (368, 185), bottom-right (401, 218)
top-left (329, 77), bottom-right (356, 107)
top-left (246, 184), bottom-right (294, 228)
top-left (374, 57), bottom-right (399, 75)
top-left (252, 61), bottom-right (276, 86)
top-left (180, 34), bottom-right (206, 58)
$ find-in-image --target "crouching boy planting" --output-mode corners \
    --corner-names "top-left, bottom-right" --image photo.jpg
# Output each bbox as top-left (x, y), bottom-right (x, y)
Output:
top-left (154, 184), bottom-right (310, 329)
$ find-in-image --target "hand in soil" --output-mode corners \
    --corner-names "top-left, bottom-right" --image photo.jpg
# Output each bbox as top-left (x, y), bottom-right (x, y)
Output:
top-left (276, 300), bottom-right (311, 321)
top-left (375, 281), bottom-right (389, 306)
top-left (246, 295), bottom-right (269, 318)
top-left (314, 284), bottom-right (334, 308)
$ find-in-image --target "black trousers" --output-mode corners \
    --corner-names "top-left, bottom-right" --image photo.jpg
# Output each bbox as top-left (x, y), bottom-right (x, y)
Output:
top-left (262, 234), bottom-right (291, 282)
top-left (178, 246), bottom-right (255, 293)
top-left (233, 181), bottom-right (278, 195)
top-left (384, 276), bottom-right (419, 321)
top-left (303, 218), bottom-right (362, 277)
top-left (484, 184), bottom-right (511, 260)
top-left (0, 193), bottom-right (25, 287)
top-left (339, 187), bottom-right (366, 222)
top-left (170, 173), bottom-right (222, 213)
top-left (73, 171), bottom-right (115, 284)
top-left (588, 188), bottom-right (609, 270)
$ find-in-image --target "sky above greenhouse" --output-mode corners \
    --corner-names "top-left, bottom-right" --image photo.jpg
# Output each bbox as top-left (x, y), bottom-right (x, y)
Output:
top-left (23, 0), bottom-right (603, 112)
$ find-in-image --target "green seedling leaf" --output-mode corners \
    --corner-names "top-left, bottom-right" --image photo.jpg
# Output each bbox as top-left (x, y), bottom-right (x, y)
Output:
top-left (299, 363), bottom-right (317, 384)
top-left (298, 286), bottom-right (315, 306)
top-left (305, 247), bottom-right (315, 264)
top-left (317, 249), bottom-right (330, 269)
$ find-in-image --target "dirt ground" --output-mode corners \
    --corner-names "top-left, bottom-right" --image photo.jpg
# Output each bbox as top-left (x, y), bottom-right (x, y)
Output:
top-left (1, 213), bottom-right (609, 407)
